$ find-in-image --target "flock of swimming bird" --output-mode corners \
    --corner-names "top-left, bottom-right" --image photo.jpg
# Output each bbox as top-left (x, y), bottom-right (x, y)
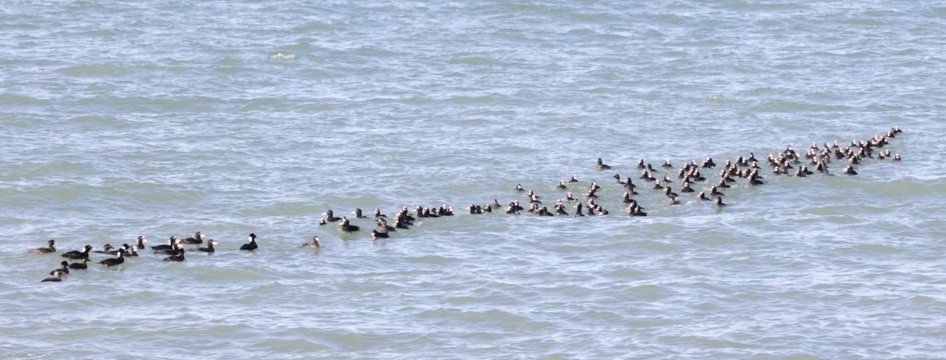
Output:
top-left (31, 127), bottom-right (903, 283)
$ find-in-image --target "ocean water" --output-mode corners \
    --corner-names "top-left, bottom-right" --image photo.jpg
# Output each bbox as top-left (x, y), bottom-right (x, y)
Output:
top-left (2, 1), bottom-right (945, 358)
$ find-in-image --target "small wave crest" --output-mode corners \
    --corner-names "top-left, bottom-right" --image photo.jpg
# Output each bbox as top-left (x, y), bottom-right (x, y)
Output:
top-left (269, 52), bottom-right (296, 61)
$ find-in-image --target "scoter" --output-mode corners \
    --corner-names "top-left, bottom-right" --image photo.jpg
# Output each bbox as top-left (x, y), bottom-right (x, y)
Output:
top-left (158, 243), bottom-right (183, 256)
top-left (302, 236), bottom-right (320, 248)
top-left (42, 270), bottom-right (65, 283)
top-left (596, 158), bottom-right (611, 170)
top-left (69, 258), bottom-right (90, 270)
top-left (105, 244), bottom-right (128, 256)
top-left (371, 230), bottom-right (390, 240)
top-left (374, 208), bottom-right (387, 219)
top-left (93, 244), bottom-right (114, 254)
top-left (30, 239), bottom-right (56, 254)
top-left (198, 240), bottom-right (218, 253)
top-left (61, 245), bottom-right (93, 260)
top-left (50, 261), bottom-right (70, 276)
top-left (324, 210), bottom-right (341, 222)
top-left (134, 235), bottom-right (148, 249)
top-left (339, 217), bottom-right (360, 232)
top-left (163, 248), bottom-right (185, 262)
top-left (183, 231), bottom-right (205, 245)
top-left (151, 237), bottom-right (180, 251)
top-left (99, 249), bottom-right (125, 267)
top-left (240, 233), bottom-right (258, 251)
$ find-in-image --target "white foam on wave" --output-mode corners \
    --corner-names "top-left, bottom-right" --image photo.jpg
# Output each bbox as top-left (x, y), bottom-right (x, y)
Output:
top-left (269, 52), bottom-right (296, 61)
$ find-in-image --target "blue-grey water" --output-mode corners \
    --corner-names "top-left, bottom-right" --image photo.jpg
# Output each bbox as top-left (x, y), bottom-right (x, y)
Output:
top-left (2, 1), bottom-right (945, 358)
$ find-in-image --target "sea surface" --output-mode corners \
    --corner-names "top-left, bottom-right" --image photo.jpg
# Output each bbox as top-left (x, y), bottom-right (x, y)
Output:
top-left (2, 1), bottom-right (945, 358)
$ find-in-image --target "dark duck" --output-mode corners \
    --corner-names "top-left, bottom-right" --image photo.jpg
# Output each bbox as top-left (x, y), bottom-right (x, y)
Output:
top-left (30, 239), bottom-right (57, 254)
top-left (99, 248), bottom-right (125, 267)
top-left (198, 240), bottom-right (218, 253)
top-left (42, 270), bottom-right (65, 283)
top-left (183, 231), bottom-right (205, 245)
top-left (51, 261), bottom-right (70, 276)
top-left (93, 244), bottom-right (114, 254)
top-left (323, 210), bottom-right (341, 222)
top-left (240, 233), bottom-right (258, 251)
top-left (151, 237), bottom-right (179, 251)
top-left (596, 158), bottom-right (611, 170)
top-left (303, 236), bottom-right (320, 248)
top-left (69, 258), bottom-right (89, 270)
top-left (61, 245), bottom-right (92, 260)
top-left (339, 217), bottom-right (360, 232)
top-left (134, 235), bottom-right (147, 249)
top-left (163, 248), bottom-right (185, 262)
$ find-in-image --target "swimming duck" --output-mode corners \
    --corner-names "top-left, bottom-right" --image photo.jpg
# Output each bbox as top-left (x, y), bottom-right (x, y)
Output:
top-left (50, 261), bottom-right (70, 276)
top-left (717, 178), bottom-right (731, 189)
top-left (664, 186), bottom-right (678, 199)
top-left (198, 240), bottom-right (218, 253)
top-left (61, 245), bottom-right (92, 260)
top-left (710, 186), bottom-right (724, 197)
top-left (183, 231), bottom-right (204, 245)
top-left (134, 236), bottom-right (147, 249)
top-left (702, 157), bottom-right (716, 168)
top-left (42, 270), bottom-right (65, 283)
top-left (93, 244), bottom-right (114, 254)
top-left (30, 239), bottom-right (56, 254)
top-left (573, 202), bottom-right (584, 217)
top-left (339, 217), bottom-right (362, 232)
top-left (99, 249), bottom-right (125, 267)
top-left (716, 197), bottom-right (727, 207)
top-left (554, 201), bottom-right (569, 215)
top-left (240, 233), bottom-right (258, 251)
top-left (374, 208), bottom-right (387, 219)
top-left (163, 248), bottom-right (185, 262)
top-left (156, 239), bottom-right (184, 254)
top-left (324, 210), bottom-right (341, 222)
top-left (151, 237), bottom-right (180, 251)
top-left (596, 158), bottom-right (611, 170)
top-left (302, 236), bottom-right (320, 248)
top-left (377, 218), bottom-right (396, 232)
top-left (69, 258), bottom-right (89, 270)
top-left (105, 244), bottom-right (128, 256)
